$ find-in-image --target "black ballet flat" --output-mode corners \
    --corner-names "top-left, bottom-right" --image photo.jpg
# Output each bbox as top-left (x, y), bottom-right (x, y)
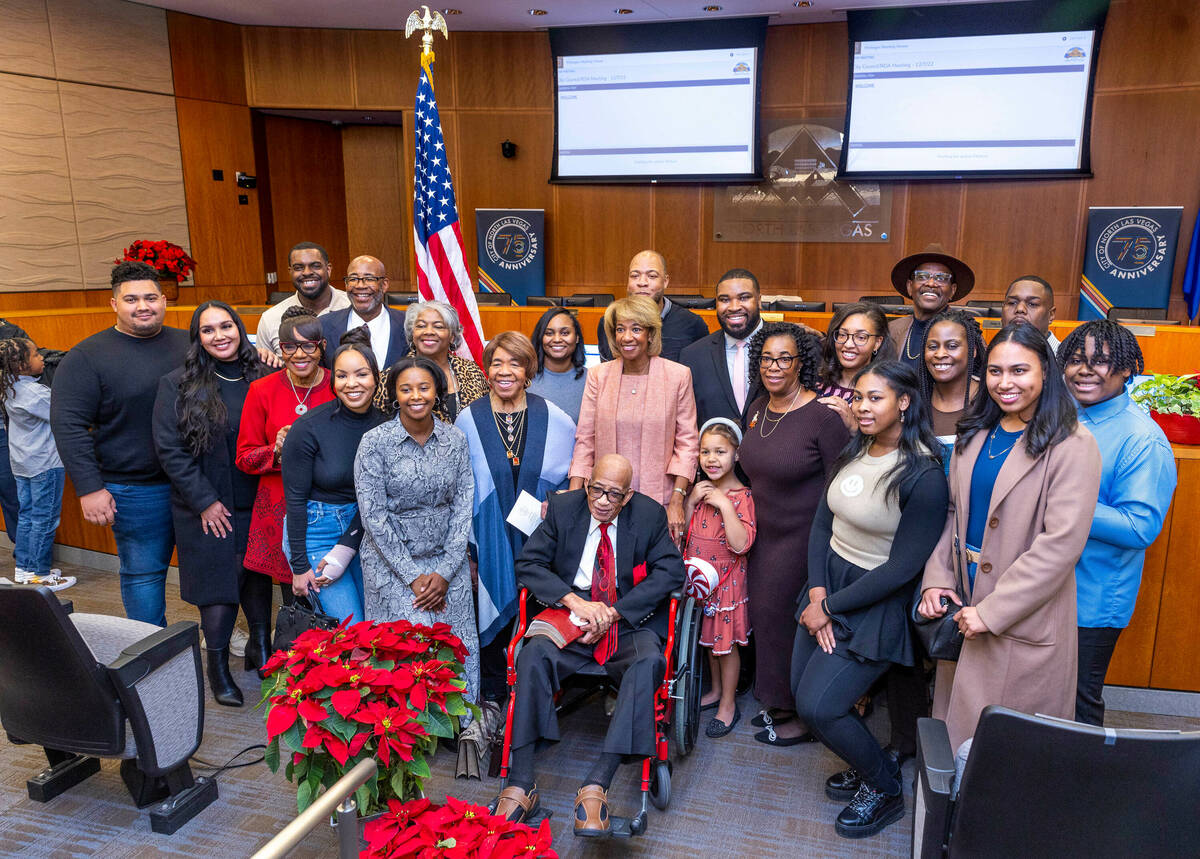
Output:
top-left (754, 724), bottom-right (816, 746)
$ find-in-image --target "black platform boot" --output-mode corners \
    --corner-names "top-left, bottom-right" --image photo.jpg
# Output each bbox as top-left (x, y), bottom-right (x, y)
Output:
top-left (205, 647), bottom-right (244, 707)
top-left (243, 623), bottom-right (272, 677)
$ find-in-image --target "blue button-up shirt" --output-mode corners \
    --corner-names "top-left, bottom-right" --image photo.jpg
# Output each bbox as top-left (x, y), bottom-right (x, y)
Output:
top-left (1075, 392), bottom-right (1177, 628)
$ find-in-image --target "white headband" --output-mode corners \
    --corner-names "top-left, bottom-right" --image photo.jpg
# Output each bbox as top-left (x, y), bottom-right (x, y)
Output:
top-left (699, 417), bottom-right (743, 445)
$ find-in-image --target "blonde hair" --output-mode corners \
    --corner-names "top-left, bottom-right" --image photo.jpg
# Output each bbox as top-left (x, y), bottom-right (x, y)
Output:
top-left (603, 295), bottom-right (662, 358)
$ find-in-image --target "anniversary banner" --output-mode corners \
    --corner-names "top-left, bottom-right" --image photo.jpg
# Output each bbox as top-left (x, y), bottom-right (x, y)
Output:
top-left (1079, 206), bottom-right (1183, 320)
top-left (474, 209), bottom-right (545, 305)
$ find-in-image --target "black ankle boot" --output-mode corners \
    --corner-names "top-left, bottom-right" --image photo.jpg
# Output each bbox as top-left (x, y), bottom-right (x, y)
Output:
top-left (244, 623), bottom-right (272, 677)
top-left (206, 647), bottom-right (244, 707)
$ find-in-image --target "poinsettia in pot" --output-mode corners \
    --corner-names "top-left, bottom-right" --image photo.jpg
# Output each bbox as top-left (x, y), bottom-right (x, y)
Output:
top-left (114, 239), bottom-right (197, 301)
top-left (1131, 373), bottom-right (1200, 445)
top-left (259, 618), bottom-right (479, 816)
top-left (361, 796), bottom-right (558, 858)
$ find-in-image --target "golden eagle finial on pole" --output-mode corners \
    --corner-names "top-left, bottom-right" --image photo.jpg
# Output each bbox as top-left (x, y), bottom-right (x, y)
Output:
top-left (405, 5), bottom-right (448, 62)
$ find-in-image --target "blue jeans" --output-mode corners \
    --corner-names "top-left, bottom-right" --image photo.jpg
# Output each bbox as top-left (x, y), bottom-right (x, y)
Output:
top-left (282, 500), bottom-right (364, 624)
top-left (108, 482), bottom-right (175, 627)
top-left (14, 468), bottom-right (64, 574)
top-left (0, 423), bottom-right (20, 543)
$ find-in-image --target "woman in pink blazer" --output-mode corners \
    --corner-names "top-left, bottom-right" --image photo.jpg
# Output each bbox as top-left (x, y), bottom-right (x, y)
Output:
top-left (569, 295), bottom-right (699, 541)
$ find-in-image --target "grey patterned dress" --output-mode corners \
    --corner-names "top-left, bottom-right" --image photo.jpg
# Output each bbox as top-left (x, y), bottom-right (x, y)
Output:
top-left (354, 416), bottom-right (480, 708)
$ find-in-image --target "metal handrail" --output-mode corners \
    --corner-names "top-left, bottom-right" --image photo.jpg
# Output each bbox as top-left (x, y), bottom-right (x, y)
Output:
top-left (251, 757), bottom-right (378, 859)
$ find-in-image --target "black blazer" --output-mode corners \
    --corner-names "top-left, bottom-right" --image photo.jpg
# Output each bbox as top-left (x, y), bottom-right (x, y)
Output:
top-left (515, 490), bottom-right (685, 640)
top-left (677, 330), bottom-right (762, 428)
top-left (320, 307), bottom-right (409, 370)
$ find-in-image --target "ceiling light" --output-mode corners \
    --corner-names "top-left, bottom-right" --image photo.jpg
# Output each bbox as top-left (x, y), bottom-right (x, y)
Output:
top-left (614, 8), bottom-right (633, 13)
top-left (442, 8), bottom-right (462, 13)
top-left (703, 4), bottom-right (723, 10)
top-left (793, 1), bottom-right (813, 6)
top-left (528, 8), bottom-right (548, 15)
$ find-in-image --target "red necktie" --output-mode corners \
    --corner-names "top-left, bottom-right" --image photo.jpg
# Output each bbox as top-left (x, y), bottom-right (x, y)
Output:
top-left (590, 523), bottom-right (618, 664)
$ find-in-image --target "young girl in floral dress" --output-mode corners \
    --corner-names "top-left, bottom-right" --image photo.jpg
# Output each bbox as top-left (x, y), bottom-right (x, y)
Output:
top-left (684, 417), bottom-right (757, 739)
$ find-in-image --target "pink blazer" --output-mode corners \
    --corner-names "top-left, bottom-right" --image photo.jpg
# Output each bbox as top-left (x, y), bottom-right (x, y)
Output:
top-left (569, 356), bottom-right (699, 506)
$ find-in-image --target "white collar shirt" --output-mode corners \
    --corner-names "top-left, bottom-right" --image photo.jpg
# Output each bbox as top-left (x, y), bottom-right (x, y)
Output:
top-left (573, 514), bottom-right (619, 591)
top-left (348, 306), bottom-right (390, 363)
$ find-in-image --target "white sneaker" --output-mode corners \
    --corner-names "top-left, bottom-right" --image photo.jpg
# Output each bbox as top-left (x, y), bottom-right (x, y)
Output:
top-left (229, 626), bottom-right (249, 658)
top-left (14, 567), bottom-right (33, 583)
top-left (27, 572), bottom-right (76, 592)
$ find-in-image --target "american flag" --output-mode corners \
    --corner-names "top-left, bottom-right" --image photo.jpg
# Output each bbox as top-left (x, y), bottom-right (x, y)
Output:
top-left (412, 60), bottom-right (484, 363)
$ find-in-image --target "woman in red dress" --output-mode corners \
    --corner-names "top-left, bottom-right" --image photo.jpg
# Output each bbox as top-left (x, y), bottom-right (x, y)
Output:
top-left (236, 308), bottom-right (334, 658)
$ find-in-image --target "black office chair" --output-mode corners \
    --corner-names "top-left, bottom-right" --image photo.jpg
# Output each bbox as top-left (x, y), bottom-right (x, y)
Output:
top-left (473, 292), bottom-right (512, 306)
top-left (0, 584), bottom-right (214, 834)
top-left (1107, 306), bottom-right (1179, 324)
top-left (967, 299), bottom-right (1004, 317)
top-left (526, 295), bottom-right (562, 307)
top-left (773, 300), bottom-right (826, 312)
top-left (386, 293), bottom-right (419, 306)
top-left (668, 294), bottom-right (715, 310)
top-left (561, 294), bottom-right (595, 308)
top-left (267, 291), bottom-right (290, 305)
top-left (859, 294), bottom-right (901, 306)
top-left (913, 706), bottom-right (1200, 859)
top-left (568, 292), bottom-right (615, 307)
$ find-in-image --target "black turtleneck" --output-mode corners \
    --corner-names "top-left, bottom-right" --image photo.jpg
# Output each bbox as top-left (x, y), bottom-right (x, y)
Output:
top-left (280, 399), bottom-right (386, 576)
top-left (214, 359), bottom-right (259, 513)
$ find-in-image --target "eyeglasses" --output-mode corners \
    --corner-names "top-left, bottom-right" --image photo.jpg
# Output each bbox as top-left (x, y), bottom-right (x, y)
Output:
top-left (344, 275), bottom-right (385, 286)
top-left (833, 330), bottom-right (878, 346)
top-left (911, 270), bottom-right (953, 284)
top-left (586, 483), bottom-right (627, 505)
top-left (759, 354), bottom-right (798, 369)
top-left (280, 340), bottom-right (321, 356)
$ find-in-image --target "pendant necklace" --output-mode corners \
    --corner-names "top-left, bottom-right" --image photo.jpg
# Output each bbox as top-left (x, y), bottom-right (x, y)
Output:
top-left (986, 424), bottom-right (1020, 459)
top-left (904, 321), bottom-right (923, 360)
top-left (757, 384), bottom-right (804, 439)
top-left (287, 372), bottom-right (318, 415)
top-left (492, 406), bottom-right (526, 465)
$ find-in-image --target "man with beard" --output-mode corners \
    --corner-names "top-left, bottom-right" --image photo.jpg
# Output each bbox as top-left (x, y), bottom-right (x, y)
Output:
top-left (679, 268), bottom-right (763, 426)
top-left (596, 250), bottom-right (709, 362)
top-left (50, 261), bottom-right (189, 626)
top-left (319, 255), bottom-right (408, 368)
top-left (887, 244), bottom-right (974, 371)
top-left (1001, 274), bottom-right (1060, 354)
top-left (256, 241), bottom-right (350, 355)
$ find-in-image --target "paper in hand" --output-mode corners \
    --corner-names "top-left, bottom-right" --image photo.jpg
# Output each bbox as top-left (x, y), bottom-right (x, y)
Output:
top-left (505, 490), bottom-right (545, 536)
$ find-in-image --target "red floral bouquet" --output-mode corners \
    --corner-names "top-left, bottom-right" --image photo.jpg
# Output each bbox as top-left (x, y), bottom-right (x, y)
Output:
top-left (114, 239), bottom-right (197, 282)
top-left (260, 618), bottom-right (478, 815)
top-left (360, 797), bottom-right (557, 858)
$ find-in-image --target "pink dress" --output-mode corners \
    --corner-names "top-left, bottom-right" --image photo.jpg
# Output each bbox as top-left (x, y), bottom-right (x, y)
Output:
top-left (684, 487), bottom-right (756, 654)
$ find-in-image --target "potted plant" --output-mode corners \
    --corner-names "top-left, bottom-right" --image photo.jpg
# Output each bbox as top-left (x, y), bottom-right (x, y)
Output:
top-left (259, 618), bottom-right (478, 817)
top-left (114, 239), bottom-right (197, 301)
top-left (1130, 373), bottom-right (1200, 445)
top-left (361, 796), bottom-right (557, 858)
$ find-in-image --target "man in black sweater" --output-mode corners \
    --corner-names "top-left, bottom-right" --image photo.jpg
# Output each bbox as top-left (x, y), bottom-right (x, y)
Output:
top-left (50, 262), bottom-right (188, 626)
top-left (595, 250), bottom-right (709, 362)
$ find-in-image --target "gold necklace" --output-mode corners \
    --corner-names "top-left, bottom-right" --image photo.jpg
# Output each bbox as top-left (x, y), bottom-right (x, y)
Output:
top-left (492, 406), bottom-right (527, 464)
top-left (904, 320), bottom-right (923, 360)
top-left (986, 425), bottom-right (1020, 459)
top-left (757, 384), bottom-right (804, 439)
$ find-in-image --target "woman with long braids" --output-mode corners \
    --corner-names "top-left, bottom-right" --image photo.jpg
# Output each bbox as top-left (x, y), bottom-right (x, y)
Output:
top-left (794, 360), bottom-right (947, 838)
top-left (152, 302), bottom-right (270, 705)
top-left (918, 308), bottom-right (986, 469)
top-left (918, 323), bottom-right (1102, 751)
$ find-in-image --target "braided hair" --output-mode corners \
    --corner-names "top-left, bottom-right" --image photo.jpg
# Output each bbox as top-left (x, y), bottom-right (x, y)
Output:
top-left (1057, 320), bottom-right (1144, 377)
top-left (0, 338), bottom-right (34, 414)
top-left (917, 308), bottom-right (986, 411)
top-left (747, 321), bottom-right (822, 395)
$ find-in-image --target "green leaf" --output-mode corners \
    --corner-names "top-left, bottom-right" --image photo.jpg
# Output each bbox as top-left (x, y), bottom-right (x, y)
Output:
top-left (444, 693), bottom-right (468, 717)
top-left (355, 784), bottom-right (371, 817)
top-left (418, 708), bottom-right (455, 738)
top-left (323, 712), bottom-right (356, 743)
top-left (407, 753), bottom-right (431, 780)
top-left (281, 721), bottom-right (306, 755)
top-left (390, 768), bottom-right (407, 799)
top-left (263, 739), bottom-right (280, 773)
top-left (297, 779), bottom-right (314, 813)
top-left (436, 646), bottom-right (454, 662)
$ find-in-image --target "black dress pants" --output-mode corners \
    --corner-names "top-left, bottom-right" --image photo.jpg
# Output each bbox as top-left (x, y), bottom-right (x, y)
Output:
top-left (884, 662), bottom-right (930, 757)
top-left (510, 622), bottom-right (665, 758)
top-left (1075, 626), bottom-right (1123, 726)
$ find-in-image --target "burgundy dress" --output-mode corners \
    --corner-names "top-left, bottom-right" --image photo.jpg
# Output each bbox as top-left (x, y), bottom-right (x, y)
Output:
top-left (739, 395), bottom-right (850, 710)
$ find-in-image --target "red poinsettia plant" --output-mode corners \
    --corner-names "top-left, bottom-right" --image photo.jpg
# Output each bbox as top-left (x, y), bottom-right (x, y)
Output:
top-left (114, 239), bottom-right (197, 282)
top-left (360, 796), bottom-right (557, 859)
top-left (259, 618), bottom-right (479, 815)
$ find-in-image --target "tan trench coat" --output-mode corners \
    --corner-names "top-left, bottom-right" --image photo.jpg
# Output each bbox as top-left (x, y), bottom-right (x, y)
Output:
top-left (922, 424), bottom-right (1102, 750)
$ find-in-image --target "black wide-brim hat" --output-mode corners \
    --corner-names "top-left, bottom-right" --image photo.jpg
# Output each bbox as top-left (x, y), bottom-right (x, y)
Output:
top-left (890, 243), bottom-right (975, 302)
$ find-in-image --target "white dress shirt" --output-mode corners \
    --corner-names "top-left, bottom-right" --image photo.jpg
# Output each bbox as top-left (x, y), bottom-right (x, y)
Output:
top-left (724, 320), bottom-right (763, 405)
top-left (573, 515), bottom-right (619, 591)
top-left (348, 306), bottom-right (391, 362)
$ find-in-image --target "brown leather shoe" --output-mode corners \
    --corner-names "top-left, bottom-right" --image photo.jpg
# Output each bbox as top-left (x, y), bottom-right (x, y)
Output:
top-left (573, 784), bottom-right (611, 837)
top-left (494, 784), bottom-right (539, 823)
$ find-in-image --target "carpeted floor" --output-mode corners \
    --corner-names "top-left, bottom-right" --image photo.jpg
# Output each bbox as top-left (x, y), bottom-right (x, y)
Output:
top-left (1, 562), bottom-right (1197, 858)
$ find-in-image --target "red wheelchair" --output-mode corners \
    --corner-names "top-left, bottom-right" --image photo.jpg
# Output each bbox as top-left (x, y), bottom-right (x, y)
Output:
top-left (490, 587), bottom-right (703, 837)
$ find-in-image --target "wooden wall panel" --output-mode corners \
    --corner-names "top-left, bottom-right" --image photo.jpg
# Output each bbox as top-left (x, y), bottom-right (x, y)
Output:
top-left (653, 187), bottom-right (703, 292)
top-left (59, 82), bottom-right (190, 289)
top-left (702, 188), bottom-right (799, 294)
top-left (175, 97), bottom-right (264, 287)
top-left (0, 0), bottom-right (55, 78)
top-left (1095, 0), bottom-right (1200, 91)
top-left (342, 125), bottom-right (407, 284)
top-left (761, 25), bottom-right (807, 108)
top-left (262, 114), bottom-right (349, 279)
top-left (0, 73), bottom-right (82, 291)
top-left (1150, 457), bottom-right (1200, 691)
top-left (454, 32), bottom-right (551, 110)
top-left (167, 12), bottom-right (247, 105)
top-left (804, 22), bottom-right (849, 107)
top-left (353, 29), bottom-right (452, 110)
top-left (1106, 505), bottom-right (1172, 687)
top-left (244, 27), bottom-right (354, 108)
top-left (904, 183), bottom-right (965, 258)
top-left (46, 0), bottom-right (172, 95)
top-left (552, 185), bottom-right (652, 290)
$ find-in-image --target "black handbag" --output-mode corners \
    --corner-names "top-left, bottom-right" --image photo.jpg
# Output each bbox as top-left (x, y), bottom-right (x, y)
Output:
top-left (272, 590), bottom-right (339, 653)
top-left (911, 535), bottom-right (968, 661)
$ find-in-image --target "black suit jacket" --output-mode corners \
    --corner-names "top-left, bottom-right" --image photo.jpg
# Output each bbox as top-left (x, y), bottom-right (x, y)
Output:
top-left (515, 490), bottom-right (685, 640)
top-left (320, 307), bottom-right (409, 370)
top-left (677, 330), bottom-right (763, 428)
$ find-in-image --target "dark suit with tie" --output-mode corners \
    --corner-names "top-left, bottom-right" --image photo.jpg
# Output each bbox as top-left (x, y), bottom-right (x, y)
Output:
top-left (512, 489), bottom-right (684, 756)
top-left (678, 329), bottom-right (762, 428)
top-left (319, 306), bottom-right (409, 369)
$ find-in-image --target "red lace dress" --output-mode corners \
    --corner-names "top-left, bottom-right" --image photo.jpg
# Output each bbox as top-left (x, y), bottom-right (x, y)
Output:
top-left (684, 487), bottom-right (756, 655)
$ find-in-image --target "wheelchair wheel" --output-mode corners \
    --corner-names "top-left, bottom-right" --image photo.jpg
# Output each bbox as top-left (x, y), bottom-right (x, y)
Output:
top-left (672, 597), bottom-right (703, 757)
top-left (649, 760), bottom-right (672, 810)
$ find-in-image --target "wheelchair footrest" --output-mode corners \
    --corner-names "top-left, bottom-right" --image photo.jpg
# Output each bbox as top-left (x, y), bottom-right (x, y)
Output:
top-left (608, 812), bottom-right (647, 839)
top-left (524, 807), bottom-right (554, 827)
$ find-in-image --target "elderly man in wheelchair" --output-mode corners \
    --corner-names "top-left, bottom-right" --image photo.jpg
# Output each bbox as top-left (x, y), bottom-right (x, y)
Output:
top-left (490, 453), bottom-right (685, 838)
